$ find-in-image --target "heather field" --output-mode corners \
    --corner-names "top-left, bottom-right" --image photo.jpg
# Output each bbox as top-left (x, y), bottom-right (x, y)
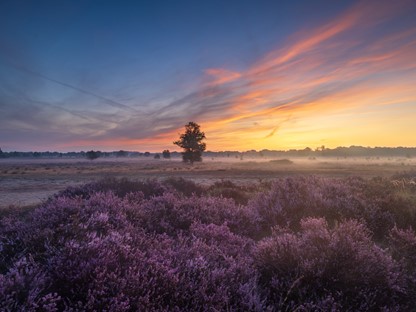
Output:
top-left (1, 160), bottom-right (416, 311)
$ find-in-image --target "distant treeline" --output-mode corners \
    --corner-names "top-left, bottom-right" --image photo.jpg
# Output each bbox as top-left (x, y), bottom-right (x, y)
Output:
top-left (207, 146), bottom-right (416, 158)
top-left (1, 146), bottom-right (416, 159)
top-left (0, 150), bottom-right (165, 159)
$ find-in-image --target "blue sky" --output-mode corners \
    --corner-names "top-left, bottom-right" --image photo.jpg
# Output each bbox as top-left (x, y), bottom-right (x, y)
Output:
top-left (1, 0), bottom-right (415, 151)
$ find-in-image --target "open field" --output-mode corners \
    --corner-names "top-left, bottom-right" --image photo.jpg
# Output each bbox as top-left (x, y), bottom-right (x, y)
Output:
top-left (1, 156), bottom-right (416, 208)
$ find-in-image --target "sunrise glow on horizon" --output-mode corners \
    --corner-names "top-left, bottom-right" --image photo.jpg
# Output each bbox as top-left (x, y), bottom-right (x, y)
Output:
top-left (1, 0), bottom-right (416, 152)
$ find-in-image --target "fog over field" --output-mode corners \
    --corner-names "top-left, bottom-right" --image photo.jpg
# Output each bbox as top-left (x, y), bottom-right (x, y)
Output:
top-left (0, 156), bottom-right (415, 209)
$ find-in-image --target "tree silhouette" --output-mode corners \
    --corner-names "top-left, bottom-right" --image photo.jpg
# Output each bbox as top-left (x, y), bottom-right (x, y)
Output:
top-left (86, 150), bottom-right (101, 160)
top-left (116, 150), bottom-right (128, 157)
top-left (162, 150), bottom-right (171, 159)
top-left (174, 122), bottom-right (206, 164)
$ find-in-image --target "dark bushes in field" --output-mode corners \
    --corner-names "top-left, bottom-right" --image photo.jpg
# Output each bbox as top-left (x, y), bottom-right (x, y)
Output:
top-left (163, 177), bottom-right (205, 197)
top-left (1, 176), bottom-right (416, 311)
top-left (207, 180), bottom-right (266, 205)
top-left (57, 177), bottom-right (267, 205)
top-left (268, 158), bottom-right (294, 165)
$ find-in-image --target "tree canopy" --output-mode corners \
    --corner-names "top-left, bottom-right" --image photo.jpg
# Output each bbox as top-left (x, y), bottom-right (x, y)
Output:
top-left (174, 122), bottom-right (206, 164)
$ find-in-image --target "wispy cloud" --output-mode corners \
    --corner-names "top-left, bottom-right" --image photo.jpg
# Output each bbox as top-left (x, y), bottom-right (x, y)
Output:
top-left (204, 68), bottom-right (241, 85)
top-left (169, 0), bottom-right (416, 150)
top-left (8, 62), bottom-right (139, 114)
top-left (1, 0), bottom-right (416, 151)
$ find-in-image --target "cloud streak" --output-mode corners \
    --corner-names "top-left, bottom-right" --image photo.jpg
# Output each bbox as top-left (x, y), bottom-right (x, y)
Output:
top-left (1, 0), bottom-right (416, 151)
top-left (171, 0), bottom-right (416, 150)
top-left (8, 62), bottom-right (139, 114)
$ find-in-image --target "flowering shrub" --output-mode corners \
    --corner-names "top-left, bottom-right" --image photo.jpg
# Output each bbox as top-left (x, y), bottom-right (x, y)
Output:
top-left (248, 176), bottom-right (415, 239)
top-left (388, 226), bottom-right (416, 302)
top-left (207, 180), bottom-right (267, 205)
top-left (164, 177), bottom-right (205, 197)
top-left (55, 177), bottom-right (169, 200)
top-left (1, 177), bottom-right (415, 310)
top-left (256, 218), bottom-right (405, 311)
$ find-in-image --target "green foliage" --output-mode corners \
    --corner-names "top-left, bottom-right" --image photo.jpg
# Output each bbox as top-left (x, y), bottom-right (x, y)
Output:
top-left (174, 122), bottom-right (206, 164)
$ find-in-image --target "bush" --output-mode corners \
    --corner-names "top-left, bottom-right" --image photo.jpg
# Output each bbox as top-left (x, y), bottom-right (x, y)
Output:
top-left (0, 192), bottom-right (259, 311)
top-left (269, 159), bottom-right (293, 165)
top-left (256, 218), bottom-right (405, 311)
top-left (248, 176), bottom-right (416, 240)
top-left (55, 177), bottom-right (169, 200)
top-left (1, 176), bottom-right (416, 310)
top-left (163, 177), bottom-right (205, 197)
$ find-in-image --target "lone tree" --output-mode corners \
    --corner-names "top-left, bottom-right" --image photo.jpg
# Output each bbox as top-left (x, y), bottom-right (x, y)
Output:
top-left (174, 122), bottom-right (206, 164)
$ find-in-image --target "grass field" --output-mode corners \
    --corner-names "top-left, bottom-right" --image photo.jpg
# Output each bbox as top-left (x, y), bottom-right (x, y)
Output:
top-left (1, 156), bottom-right (415, 208)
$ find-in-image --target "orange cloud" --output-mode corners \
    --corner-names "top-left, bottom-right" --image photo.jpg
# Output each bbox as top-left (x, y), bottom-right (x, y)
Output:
top-left (204, 68), bottom-right (241, 85)
top-left (194, 0), bottom-right (416, 150)
top-left (66, 0), bottom-right (416, 152)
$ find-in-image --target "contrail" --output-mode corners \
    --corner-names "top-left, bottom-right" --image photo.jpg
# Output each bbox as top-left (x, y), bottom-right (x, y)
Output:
top-left (9, 62), bottom-right (138, 113)
top-left (27, 97), bottom-right (95, 122)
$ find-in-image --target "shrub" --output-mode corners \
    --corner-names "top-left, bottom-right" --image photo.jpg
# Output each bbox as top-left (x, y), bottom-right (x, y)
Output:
top-left (248, 176), bottom-right (414, 240)
top-left (1, 176), bottom-right (416, 310)
top-left (55, 177), bottom-right (169, 200)
top-left (256, 218), bottom-right (406, 311)
top-left (269, 159), bottom-right (293, 165)
top-left (0, 192), bottom-right (260, 310)
top-left (163, 177), bottom-right (205, 197)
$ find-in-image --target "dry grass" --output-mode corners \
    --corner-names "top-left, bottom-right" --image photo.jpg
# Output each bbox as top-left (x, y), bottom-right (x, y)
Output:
top-left (1, 156), bottom-right (415, 208)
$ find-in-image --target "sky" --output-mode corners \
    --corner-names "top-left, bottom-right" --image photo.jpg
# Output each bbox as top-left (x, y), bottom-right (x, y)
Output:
top-left (1, 0), bottom-right (416, 152)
